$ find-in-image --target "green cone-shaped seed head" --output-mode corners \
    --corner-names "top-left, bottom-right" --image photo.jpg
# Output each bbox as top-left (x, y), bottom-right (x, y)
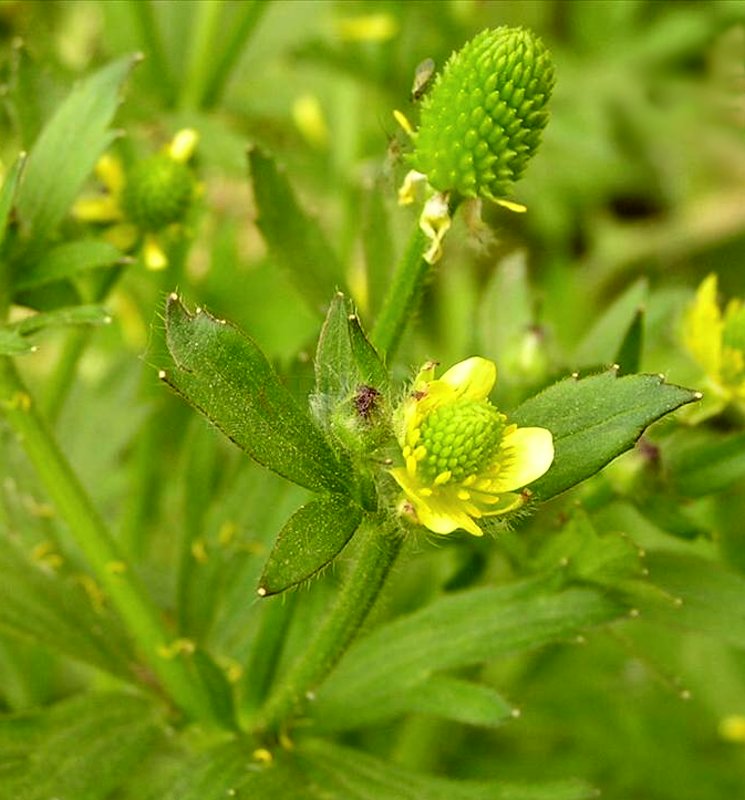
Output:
top-left (122, 155), bottom-right (196, 232)
top-left (411, 27), bottom-right (555, 200)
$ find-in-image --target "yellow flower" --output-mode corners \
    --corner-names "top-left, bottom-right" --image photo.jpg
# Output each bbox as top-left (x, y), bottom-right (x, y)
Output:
top-left (683, 274), bottom-right (745, 411)
top-left (72, 129), bottom-right (199, 271)
top-left (390, 357), bottom-right (554, 536)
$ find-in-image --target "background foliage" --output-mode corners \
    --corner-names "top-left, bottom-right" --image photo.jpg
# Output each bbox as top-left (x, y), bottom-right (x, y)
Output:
top-left (2, 1), bottom-right (745, 799)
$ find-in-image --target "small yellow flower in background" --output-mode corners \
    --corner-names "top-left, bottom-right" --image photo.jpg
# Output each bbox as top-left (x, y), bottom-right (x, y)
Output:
top-left (683, 273), bottom-right (745, 415)
top-left (719, 714), bottom-right (745, 743)
top-left (390, 357), bottom-right (554, 536)
top-left (335, 13), bottom-right (399, 43)
top-left (73, 129), bottom-right (199, 271)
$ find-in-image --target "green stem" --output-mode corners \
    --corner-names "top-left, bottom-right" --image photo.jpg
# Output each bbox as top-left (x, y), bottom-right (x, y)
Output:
top-left (370, 224), bottom-right (429, 360)
top-left (0, 358), bottom-right (218, 724)
top-left (202, 0), bottom-right (270, 109)
top-left (253, 515), bottom-right (402, 737)
top-left (179, 0), bottom-right (225, 110)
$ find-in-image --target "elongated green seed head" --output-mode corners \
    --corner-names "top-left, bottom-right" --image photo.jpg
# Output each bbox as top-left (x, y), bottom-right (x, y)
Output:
top-left (411, 27), bottom-right (555, 200)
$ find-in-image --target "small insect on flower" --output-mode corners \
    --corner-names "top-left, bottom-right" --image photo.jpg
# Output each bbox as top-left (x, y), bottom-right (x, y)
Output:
top-left (411, 57), bottom-right (436, 101)
top-left (390, 357), bottom-right (554, 536)
top-left (354, 384), bottom-right (382, 421)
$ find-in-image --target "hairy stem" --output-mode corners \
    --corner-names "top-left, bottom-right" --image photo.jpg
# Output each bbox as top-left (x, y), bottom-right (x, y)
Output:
top-left (253, 515), bottom-right (402, 737)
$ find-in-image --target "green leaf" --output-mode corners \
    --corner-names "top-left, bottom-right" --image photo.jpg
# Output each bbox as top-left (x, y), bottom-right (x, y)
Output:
top-left (259, 495), bottom-right (363, 597)
top-left (0, 327), bottom-right (32, 355)
top-left (15, 55), bottom-right (138, 244)
top-left (573, 278), bottom-right (647, 367)
top-left (663, 428), bottom-right (745, 497)
top-left (12, 304), bottom-right (112, 337)
top-left (403, 673), bottom-right (515, 728)
top-left (511, 370), bottom-right (699, 501)
top-left (614, 307), bottom-right (644, 376)
top-left (311, 579), bottom-right (621, 730)
top-left (314, 292), bottom-right (389, 426)
top-left (0, 539), bottom-right (138, 681)
top-left (126, 740), bottom-right (315, 800)
top-left (162, 294), bottom-right (352, 494)
top-left (298, 739), bottom-right (598, 800)
top-left (640, 550), bottom-right (745, 648)
top-left (0, 152), bottom-right (26, 250)
top-left (0, 691), bottom-right (161, 800)
top-left (247, 145), bottom-right (345, 312)
top-left (15, 239), bottom-right (125, 291)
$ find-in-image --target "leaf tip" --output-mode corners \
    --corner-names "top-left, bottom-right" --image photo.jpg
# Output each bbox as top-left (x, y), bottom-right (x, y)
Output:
top-left (158, 369), bottom-right (168, 381)
top-left (257, 585), bottom-right (269, 597)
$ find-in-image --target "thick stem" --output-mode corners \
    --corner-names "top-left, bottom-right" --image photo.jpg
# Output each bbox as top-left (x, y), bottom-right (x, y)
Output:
top-left (0, 358), bottom-right (218, 724)
top-left (253, 515), bottom-right (402, 737)
top-left (370, 224), bottom-right (429, 360)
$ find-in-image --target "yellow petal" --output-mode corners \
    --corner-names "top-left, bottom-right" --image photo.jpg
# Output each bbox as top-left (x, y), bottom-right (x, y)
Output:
top-left (95, 153), bottom-right (126, 195)
top-left (143, 234), bottom-right (168, 270)
top-left (438, 357), bottom-right (496, 401)
top-left (336, 13), bottom-right (398, 42)
top-left (492, 426), bottom-right (554, 492)
top-left (168, 128), bottom-right (199, 163)
top-left (683, 273), bottom-right (722, 380)
top-left (72, 194), bottom-right (123, 222)
top-left (104, 223), bottom-right (138, 251)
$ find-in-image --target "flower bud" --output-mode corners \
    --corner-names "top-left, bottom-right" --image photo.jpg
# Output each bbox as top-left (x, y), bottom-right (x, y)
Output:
top-left (121, 155), bottom-right (196, 232)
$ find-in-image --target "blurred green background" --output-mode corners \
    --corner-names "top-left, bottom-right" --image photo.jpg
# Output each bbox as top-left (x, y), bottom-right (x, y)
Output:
top-left (2, 2), bottom-right (745, 799)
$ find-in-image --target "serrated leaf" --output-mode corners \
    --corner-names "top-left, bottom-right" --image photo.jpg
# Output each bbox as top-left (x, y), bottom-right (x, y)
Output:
top-left (0, 152), bottom-right (26, 250)
top-left (163, 295), bottom-right (352, 494)
top-left (248, 145), bottom-right (345, 313)
top-left (315, 293), bottom-right (389, 403)
top-left (511, 370), bottom-right (699, 501)
top-left (15, 239), bottom-right (125, 291)
top-left (0, 539), bottom-right (138, 681)
top-left (15, 55), bottom-right (137, 244)
top-left (663, 428), bottom-right (745, 497)
top-left (0, 692), bottom-right (160, 800)
top-left (259, 495), bottom-right (363, 596)
top-left (298, 739), bottom-right (598, 800)
top-left (311, 579), bottom-right (621, 730)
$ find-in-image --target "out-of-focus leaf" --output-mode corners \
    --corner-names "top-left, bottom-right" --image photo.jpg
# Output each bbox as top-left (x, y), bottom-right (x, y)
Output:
top-left (0, 692), bottom-right (160, 800)
top-left (0, 328), bottom-right (32, 355)
top-left (248, 145), bottom-right (345, 313)
top-left (614, 307), bottom-right (644, 375)
top-left (14, 239), bottom-right (125, 291)
top-left (573, 278), bottom-right (647, 367)
top-left (258, 495), bottom-right (363, 597)
top-left (0, 539), bottom-right (137, 681)
top-left (163, 295), bottom-right (353, 495)
top-left (15, 55), bottom-right (138, 244)
top-left (511, 370), bottom-right (699, 500)
top-left (12, 305), bottom-right (112, 337)
top-left (640, 550), bottom-right (745, 648)
top-left (663, 428), bottom-right (745, 497)
top-left (298, 738), bottom-right (598, 800)
top-left (0, 152), bottom-right (26, 250)
top-left (124, 740), bottom-right (317, 800)
top-left (311, 579), bottom-right (622, 730)
top-left (402, 673), bottom-right (514, 728)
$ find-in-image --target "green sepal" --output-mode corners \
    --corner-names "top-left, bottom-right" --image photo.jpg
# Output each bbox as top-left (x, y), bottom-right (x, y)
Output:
top-left (14, 55), bottom-right (139, 246)
top-left (162, 294), bottom-right (353, 495)
top-left (258, 495), bottom-right (364, 597)
top-left (247, 145), bottom-right (346, 313)
top-left (511, 369), bottom-right (699, 501)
